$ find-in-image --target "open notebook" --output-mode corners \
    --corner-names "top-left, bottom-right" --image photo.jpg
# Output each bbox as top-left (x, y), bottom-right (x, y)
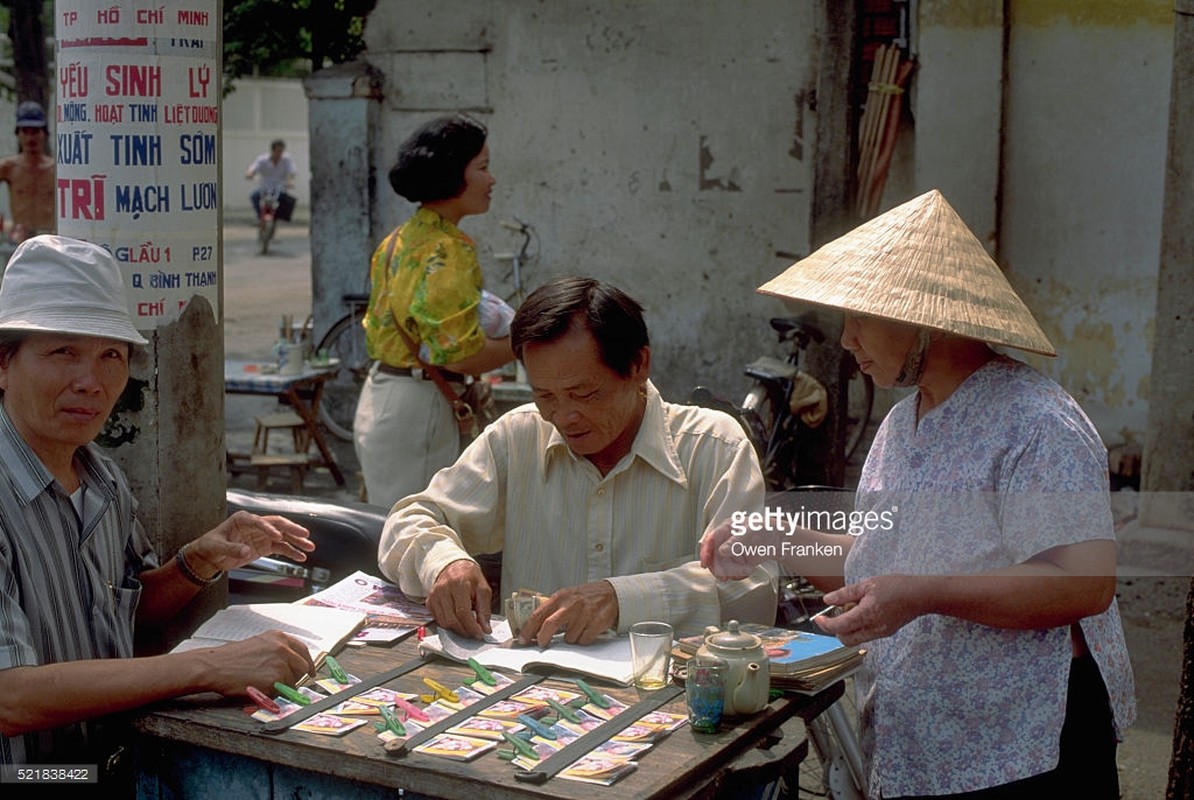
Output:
top-left (419, 619), bottom-right (637, 686)
top-left (171, 603), bottom-right (366, 662)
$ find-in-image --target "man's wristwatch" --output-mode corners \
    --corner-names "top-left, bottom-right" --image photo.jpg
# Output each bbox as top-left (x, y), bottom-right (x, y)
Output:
top-left (175, 542), bottom-right (224, 588)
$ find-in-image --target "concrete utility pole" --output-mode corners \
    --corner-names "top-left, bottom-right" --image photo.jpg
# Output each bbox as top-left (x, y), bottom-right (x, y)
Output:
top-left (55, 1), bottom-right (226, 648)
top-left (1153, 2), bottom-right (1194, 797)
top-left (801, 0), bottom-right (859, 487)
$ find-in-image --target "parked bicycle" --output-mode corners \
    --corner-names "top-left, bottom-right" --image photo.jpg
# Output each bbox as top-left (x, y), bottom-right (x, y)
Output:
top-left (315, 293), bottom-right (370, 441)
top-left (693, 314), bottom-right (874, 491)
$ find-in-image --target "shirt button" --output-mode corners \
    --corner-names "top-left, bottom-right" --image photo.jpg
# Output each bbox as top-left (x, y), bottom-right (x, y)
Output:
top-left (597, 488), bottom-right (606, 496)
top-left (595, 543), bottom-right (604, 552)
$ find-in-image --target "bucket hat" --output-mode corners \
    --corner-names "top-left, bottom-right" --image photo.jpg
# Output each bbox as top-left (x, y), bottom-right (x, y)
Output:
top-left (0, 235), bottom-right (148, 345)
top-left (15, 101), bottom-right (47, 129)
top-left (758, 189), bottom-right (1055, 356)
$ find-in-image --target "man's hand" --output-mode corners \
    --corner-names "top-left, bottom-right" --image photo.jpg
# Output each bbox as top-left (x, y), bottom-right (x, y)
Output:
top-left (518, 581), bottom-right (619, 647)
top-left (197, 630), bottom-right (314, 697)
top-left (185, 512), bottom-right (315, 579)
top-left (699, 519), bottom-right (759, 580)
top-left (427, 559), bottom-right (492, 639)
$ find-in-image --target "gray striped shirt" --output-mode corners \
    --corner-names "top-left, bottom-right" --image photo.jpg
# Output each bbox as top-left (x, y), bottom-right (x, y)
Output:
top-left (0, 404), bottom-right (157, 765)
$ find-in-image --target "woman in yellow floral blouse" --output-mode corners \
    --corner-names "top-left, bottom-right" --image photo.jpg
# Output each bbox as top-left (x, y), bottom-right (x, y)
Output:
top-left (354, 115), bottom-right (514, 507)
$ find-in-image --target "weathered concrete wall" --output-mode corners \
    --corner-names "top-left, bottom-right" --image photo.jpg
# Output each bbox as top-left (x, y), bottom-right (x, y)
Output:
top-left (898, 0), bottom-right (1172, 447)
top-left (361, 0), bottom-right (817, 400)
top-left (351, 0), bottom-right (1171, 445)
top-left (1001, 1), bottom-right (1169, 446)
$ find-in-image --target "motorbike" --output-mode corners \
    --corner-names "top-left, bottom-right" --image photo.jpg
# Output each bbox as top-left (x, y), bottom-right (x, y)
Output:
top-left (225, 488), bottom-right (388, 603)
top-left (256, 188), bottom-right (296, 255)
top-left (224, 488), bottom-right (504, 606)
top-left (692, 314), bottom-right (874, 491)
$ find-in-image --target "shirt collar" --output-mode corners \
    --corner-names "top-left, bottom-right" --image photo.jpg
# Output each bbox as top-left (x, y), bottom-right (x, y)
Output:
top-left (0, 403), bottom-right (114, 506)
top-left (542, 380), bottom-right (688, 487)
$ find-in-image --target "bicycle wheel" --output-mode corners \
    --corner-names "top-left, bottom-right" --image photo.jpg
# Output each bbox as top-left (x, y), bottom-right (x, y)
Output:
top-left (316, 311), bottom-right (370, 441)
top-left (842, 366), bottom-right (874, 464)
top-left (259, 216), bottom-right (276, 255)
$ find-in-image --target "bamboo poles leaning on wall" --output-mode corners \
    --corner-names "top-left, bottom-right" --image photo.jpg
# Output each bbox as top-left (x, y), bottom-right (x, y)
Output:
top-left (856, 44), bottom-right (916, 219)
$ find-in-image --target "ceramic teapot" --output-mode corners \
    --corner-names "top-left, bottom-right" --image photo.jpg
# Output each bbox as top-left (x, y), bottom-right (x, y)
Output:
top-left (695, 620), bottom-right (770, 716)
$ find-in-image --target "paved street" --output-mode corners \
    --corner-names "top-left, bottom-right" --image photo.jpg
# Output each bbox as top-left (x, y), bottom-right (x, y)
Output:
top-left (222, 217), bottom-right (362, 504)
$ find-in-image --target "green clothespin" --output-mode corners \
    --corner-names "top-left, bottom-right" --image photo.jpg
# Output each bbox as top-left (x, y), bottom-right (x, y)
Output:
top-left (502, 730), bottom-right (539, 760)
top-left (325, 655), bottom-right (348, 684)
top-left (273, 682), bottom-right (310, 706)
top-left (379, 704), bottom-right (407, 736)
top-left (546, 697), bottom-right (580, 723)
top-left (574, 678), bottom-right (611, 709)
top-left (467, 657), bottom-right (497, 686)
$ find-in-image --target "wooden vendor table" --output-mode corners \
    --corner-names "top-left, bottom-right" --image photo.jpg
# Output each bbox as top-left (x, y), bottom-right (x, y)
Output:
top-left (224, 359), bottom-right (346, 486)
top-left (130, 635), bottom-right (844, 799)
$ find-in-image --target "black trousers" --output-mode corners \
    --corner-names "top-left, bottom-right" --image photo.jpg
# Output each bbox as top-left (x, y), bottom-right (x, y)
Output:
top-left (890, 655), bottom-right (1119, 800)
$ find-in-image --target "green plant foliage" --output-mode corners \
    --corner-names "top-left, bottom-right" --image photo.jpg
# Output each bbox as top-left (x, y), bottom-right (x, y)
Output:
top-left (223, 0), bottom-right (377, 88)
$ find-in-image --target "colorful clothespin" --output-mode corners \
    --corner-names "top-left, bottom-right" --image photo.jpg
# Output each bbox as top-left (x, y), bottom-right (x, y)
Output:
top-left (379, 704), bottom-right (407, 736)
top-left (501, 730), bottom-right (540, 760)
top-left (467, 657), bottom-right (497, 686)
top-left (420, 677), bottom-right (459, 704)
top-left (517, 713), bottom-right (557, 740)
top-left (246, 685), bottom-right (281, 715)
top-left (324, 655), bottom-right (348, 684)
top-left (574, 678), bottom-right (612, 709)
top-left (394, 695), bottom-right (430, 722)
top-left (273, 682), bottom-right (310, 706)
top-left (546, 697), bottom-right (581, 723)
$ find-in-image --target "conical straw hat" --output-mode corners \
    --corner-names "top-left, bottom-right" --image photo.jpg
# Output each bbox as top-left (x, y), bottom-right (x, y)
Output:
top-left (758, 189), bottom-right (1055, 356)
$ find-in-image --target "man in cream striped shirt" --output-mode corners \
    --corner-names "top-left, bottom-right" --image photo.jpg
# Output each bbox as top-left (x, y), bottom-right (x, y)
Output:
top-left (379, 278), bottom-right (777, 646)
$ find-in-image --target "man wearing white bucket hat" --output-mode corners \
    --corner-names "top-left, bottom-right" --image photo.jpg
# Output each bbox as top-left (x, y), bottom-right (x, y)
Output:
top-left (0, 236), bottom-right (317, 768)
top-left (703, 190), bottom-right (1134, 798)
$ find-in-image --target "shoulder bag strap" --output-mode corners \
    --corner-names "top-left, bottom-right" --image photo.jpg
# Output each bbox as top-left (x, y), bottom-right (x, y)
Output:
top-left (382, 231), bottom-right (475, 424)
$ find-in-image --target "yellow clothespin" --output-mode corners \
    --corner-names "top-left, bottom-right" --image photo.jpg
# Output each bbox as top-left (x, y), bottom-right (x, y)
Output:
top-left (420, 677), bottom-right (459, 704)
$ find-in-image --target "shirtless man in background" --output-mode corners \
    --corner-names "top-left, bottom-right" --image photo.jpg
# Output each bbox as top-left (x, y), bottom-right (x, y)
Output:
top-left (0, 101), bottom-right (55, 244)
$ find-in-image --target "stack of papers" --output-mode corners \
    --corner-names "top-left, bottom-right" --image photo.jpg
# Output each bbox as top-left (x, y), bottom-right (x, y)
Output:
top-left (676, 623), bottom-right (863, 693)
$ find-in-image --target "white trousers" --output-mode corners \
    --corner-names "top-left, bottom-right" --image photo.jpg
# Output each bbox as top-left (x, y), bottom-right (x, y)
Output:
top-left (353, 368), bottom-right (460, 509)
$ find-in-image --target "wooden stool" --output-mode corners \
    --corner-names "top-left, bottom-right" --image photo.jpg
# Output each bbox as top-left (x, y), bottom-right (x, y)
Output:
top-left (252, 412), bottom-right (310, 455)
top-left (249, 453), bottom-right (309, 493)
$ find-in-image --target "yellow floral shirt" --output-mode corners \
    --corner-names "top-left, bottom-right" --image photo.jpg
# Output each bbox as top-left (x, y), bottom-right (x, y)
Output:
top-left (363, 207), bottom-right (487, 367)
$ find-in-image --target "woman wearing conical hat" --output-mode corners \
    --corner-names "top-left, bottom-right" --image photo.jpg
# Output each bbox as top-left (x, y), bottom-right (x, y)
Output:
top-left (703, 190), bottom-right (1134, 798)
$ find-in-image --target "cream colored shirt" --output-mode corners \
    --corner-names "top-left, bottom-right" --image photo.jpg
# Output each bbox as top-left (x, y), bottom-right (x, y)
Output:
top-left (378, 381), bottom-right (777, 636)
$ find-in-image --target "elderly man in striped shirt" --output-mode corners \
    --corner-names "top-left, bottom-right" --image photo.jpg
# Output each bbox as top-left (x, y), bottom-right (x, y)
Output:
top-left (379, 277), bottom-right (777, 647)
top-left (0, 236), bottom-right (317, 768)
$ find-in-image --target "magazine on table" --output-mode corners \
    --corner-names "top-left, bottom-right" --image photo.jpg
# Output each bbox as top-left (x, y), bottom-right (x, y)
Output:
top-left (297, 570), bottom-right (433, 643)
